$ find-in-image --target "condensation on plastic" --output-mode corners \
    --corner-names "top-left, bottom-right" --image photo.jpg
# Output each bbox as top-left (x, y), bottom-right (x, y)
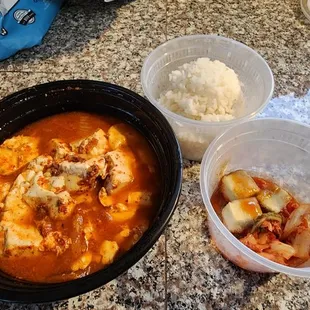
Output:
top-left (141, 35), bottom-right (274, 161)
top-left (200, 118), bottom-right (310, 277)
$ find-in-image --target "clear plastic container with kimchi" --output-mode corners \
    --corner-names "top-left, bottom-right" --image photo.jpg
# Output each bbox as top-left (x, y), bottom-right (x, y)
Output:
top-left (201, 118), bottom-right (310, 277)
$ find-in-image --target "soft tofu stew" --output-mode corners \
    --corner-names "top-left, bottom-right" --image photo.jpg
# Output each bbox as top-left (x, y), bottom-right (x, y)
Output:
top-left (212, 170), bottom-right (310, 267)
top-left (0, 112), bottom-right (160, 282)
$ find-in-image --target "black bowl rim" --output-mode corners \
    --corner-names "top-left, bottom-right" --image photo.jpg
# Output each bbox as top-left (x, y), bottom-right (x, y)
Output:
top-left (0, 80), bottom-right (183, 304)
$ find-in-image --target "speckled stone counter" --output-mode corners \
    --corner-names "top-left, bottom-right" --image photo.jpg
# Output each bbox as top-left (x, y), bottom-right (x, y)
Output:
top-left (0, 0), bottom-right (310, 309)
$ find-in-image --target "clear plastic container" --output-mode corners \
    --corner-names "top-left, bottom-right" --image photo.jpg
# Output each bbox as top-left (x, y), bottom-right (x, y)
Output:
top-left (301, 0), bottom-right (310, 21)
top-left (141, 35), bottom-right (274, 161)
top-left (200, 118), bottom-right (310, 277)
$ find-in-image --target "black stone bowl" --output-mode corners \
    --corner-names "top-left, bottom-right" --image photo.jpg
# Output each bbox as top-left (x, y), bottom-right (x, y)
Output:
top-left (0, 80), bottom-right (182, 303)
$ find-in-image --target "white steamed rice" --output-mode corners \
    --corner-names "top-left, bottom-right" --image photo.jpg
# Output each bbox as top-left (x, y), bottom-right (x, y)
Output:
top-left (159, 57), bottom-right (244, 122)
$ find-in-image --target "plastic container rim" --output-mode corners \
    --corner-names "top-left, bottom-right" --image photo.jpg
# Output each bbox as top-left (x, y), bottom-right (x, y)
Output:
top-left (141, 34), bottom-right (275, 128)
top-left (301, 0), bottom-right (310, 21)
top-left (200, 117), bottom-right (310, 277)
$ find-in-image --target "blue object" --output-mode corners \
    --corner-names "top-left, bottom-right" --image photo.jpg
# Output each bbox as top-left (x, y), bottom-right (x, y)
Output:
top-left (0, 0), bottom-right (64, 61)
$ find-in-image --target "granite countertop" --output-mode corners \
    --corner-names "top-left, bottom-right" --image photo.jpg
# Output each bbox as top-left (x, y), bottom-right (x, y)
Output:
top-left (0, 0), bottom-right (310, 309)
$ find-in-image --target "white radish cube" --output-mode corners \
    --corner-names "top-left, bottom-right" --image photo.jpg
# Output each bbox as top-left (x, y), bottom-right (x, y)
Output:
top-left (222, 197), bottom-right (262, 234)
top-left (221, 170), bottom-right (260, 202)
top-left (257, 188), bottom-right (291, 213)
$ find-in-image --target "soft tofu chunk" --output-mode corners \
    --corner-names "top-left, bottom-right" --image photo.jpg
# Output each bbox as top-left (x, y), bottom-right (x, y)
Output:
top-left (60, 156), bottom-right (107, 180)
top-left (108, 125), bottom-right (127, 150)
top-left (2, 222), bottom-right (43, 256)
top-left (27, 155), bottom-right (53, 173)
top-left (49, 139), bottom-right (73, 161)
top-left (63, 174), bottom-right (87, 193)
top-left (0, 169), bottom-right (42, 256)
top-left (109, 205), bottom-right (137, 222)
top-left (39, 231), bottom-right (72, 255)
top-left (18, 170), bottom-right (36, 183)
top-left (2, 193), bottom-right (31, 224)
top-left (221, 170), bottom-right (260, 201)
top-left (257, 188), bottom-right (291, 213)
top-left (59, 156), bottom-right (107, 193)
top-left (49, 176), bottom-right (66, 192)
top-left (0, 182), bottom-right (11, 203)
top-left (71, 252), bottom-right (93, 271)
top-left (128, 191), bottom-right (152, 207)
top-left (100, 240), bottom-right (119, 265)
top-left (71, 129), bottom-right (109, 156)
top-left (60, 161), bottom-right (91, 179)
top-left (222, 197), bottom-right (262, 234)
top-left (2, 170), bottom-right (35, 223)
top-left (0, 148), bottom-right (18, 176)
top-left (114, 226), bottom-right (131, 244)
top-left (99, 189), bottom-right (136, 221)
top-left (24, 172), bottom-right (76, 220)
top-left (0, 136), bottom-right (39, 175)
top-left (59, 164), bottom-right (91, 193)
top-left (86, 156), bottom-right (107, 179)
top-left (104, 150), bottom-right (134, 194)
top-left (1, 136), bottom-right (37, 151)
top-left (52, 192), bottom-right (75, 220)
top-left (33, 173), bottom-right (66, 193)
